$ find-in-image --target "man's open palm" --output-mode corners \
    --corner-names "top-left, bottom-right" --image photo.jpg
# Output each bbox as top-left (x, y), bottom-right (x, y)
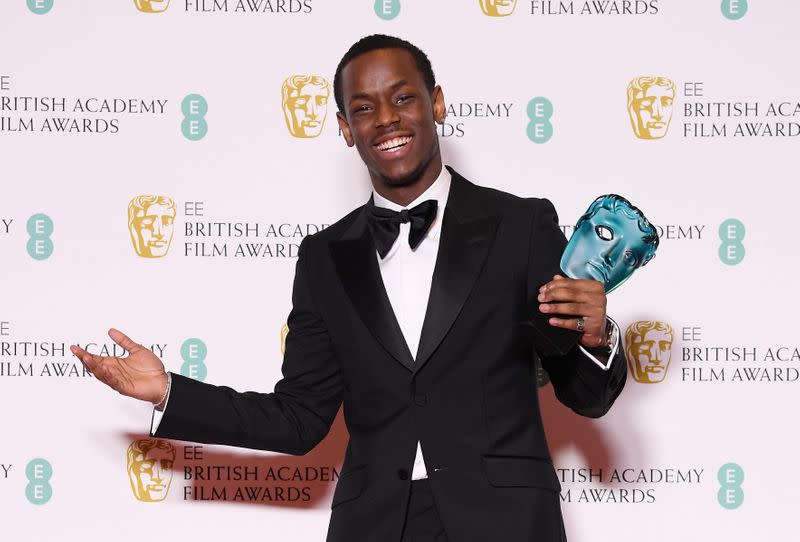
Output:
top-left (70, 328), bottom-right (168, 405)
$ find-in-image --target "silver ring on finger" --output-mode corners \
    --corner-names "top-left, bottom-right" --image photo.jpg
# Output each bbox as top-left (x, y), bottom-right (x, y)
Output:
top-left (576, 317), bottom-right (586, 333)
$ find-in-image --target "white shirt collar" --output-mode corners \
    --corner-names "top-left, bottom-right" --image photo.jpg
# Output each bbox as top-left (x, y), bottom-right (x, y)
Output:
top-left (371, 165), bottom-right (452, 243)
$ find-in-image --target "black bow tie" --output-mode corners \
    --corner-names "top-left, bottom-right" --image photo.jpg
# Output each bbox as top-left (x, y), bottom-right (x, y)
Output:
top-left (365, 198), bottom-right (439, 259)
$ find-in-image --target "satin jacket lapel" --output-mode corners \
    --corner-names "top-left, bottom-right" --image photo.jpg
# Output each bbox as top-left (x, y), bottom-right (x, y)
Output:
top-left (414, 171), bottom-right (500, 373)
top-left (330, 210), bottom-right (415, 372)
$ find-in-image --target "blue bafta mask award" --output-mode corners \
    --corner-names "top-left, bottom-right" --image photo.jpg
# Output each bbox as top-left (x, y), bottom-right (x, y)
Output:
top-left (561, 195), bottom-right (659, 293)
top-left (526, 195), bottom-right (659, 357)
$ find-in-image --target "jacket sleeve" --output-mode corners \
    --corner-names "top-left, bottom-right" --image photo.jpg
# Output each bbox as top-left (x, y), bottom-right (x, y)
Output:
top-left (152, 235), bottom-right (343, 455)
top-left (526, 197), bottom-right (627, 418)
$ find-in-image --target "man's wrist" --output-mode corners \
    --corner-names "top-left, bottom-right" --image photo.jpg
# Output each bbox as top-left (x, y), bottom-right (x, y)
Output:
top-left (589, 318), bottom-right (616, 350)
top-left (154, 372), bottom-right (171, 411)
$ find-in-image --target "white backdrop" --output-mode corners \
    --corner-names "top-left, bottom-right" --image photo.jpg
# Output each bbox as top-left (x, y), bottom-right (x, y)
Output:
top-left (2, 1), bottom-right (798, 540)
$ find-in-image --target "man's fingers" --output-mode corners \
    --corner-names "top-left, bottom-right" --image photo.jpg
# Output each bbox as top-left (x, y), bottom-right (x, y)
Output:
top-left (548, 317), bottom-right (604, 338)
top-left (541, 277), bottom-right (604, 294)
top-left (548, 317), bottom-right (586, 331)
top-left (540, 302), bottom-right (582, 316)
top-left (71, 345), bottom-right (94, 367)
top-left (108, 328), bottom-right (141, 353)
top-left (70, 345), bottom-right (107, 372)
top-left (540, 302), bottom-right (605, 317)
top-left (538, 288), bottom-right (592, 304)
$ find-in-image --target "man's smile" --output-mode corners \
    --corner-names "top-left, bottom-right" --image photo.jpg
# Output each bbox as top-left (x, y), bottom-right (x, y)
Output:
top-left (374, 135), bottom-right (413, 153)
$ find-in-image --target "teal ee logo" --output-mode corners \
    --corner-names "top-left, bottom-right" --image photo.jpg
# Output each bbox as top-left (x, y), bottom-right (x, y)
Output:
top-left (721, 0), bottom-right (747, 20)
top-left (180, 338), bottom-right (207, 381)
top-left (717, 463), bottom-right (744, 509)
top-left (718, 218), bottom-right (745, 265)
top-left (25, 458), bottom-right (52, 505)
top-left (374, 0), bottom-right (400, 20)
top-left (27, 0), bottom-right (54, 14)
top-left (181, 94), bottom-right (208, 141)
top-left (26, 213), bottom-right (53, 260)
top-left (526, 97), bottom-right (553, 144)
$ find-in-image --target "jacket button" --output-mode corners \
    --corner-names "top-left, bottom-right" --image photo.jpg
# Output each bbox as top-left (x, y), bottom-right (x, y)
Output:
top-left (397, 469), bottom-right (409, 480)
top-left (414, 393), bottom-right (427, 406)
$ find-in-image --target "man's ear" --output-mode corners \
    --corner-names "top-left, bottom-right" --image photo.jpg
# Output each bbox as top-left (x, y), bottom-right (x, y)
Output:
top-left (336, 112), bottom-right (354, 147)
top-left (432, 85), bottom-right (446, 125)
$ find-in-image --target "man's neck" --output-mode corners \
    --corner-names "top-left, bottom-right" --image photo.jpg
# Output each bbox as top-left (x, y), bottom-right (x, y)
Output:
top-left (370, 156), bottom-right (443, 207)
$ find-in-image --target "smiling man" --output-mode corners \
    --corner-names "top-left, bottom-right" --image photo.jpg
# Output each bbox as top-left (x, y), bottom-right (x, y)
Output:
top-left (73, 35), bottom-right (627, 542)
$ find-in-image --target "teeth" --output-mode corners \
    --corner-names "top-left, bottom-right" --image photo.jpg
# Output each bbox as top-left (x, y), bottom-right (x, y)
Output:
top-left (376, 136), bottom-right (412, 151)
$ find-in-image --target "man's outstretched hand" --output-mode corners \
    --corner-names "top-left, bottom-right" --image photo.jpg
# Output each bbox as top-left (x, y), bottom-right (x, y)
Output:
top-left (70, 329), bottom-right (168, 406)
top-left (538, 274), bottom-right (609, 349)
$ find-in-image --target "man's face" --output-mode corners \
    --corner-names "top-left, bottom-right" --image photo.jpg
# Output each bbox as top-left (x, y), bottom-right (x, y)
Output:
top-left (337, 48), bottom-right (445, 188)
top-left (128, 447), bottom-right (174, 502)
top-left (130, 202), bottom-right (175, 258)
top-left (134, 0), bottom-right (170, 13)
top-left (480, 0), bottom-right (518, 16)
top-left (284, 81), bottom-right (330, 138)
top-left (628, 326), bottom-right (673, 383)
top-left (630, 83), bottom-right (674, 139)
top-left (561, 206), bottom-right (649, 293)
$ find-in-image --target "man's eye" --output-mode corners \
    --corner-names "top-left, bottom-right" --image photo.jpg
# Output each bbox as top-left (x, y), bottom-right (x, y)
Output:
top-left (595, 225), bottom-right (613, 240)
top-left (294, 98), bottom-right (308, 106)
top-left (141, 218), bottom-right (155, 226)
top-left (396, 95), bottom-right (413, 104)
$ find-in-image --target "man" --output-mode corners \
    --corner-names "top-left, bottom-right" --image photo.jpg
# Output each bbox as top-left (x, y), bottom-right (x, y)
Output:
top-left (72, 35), bottom-right (626, 541)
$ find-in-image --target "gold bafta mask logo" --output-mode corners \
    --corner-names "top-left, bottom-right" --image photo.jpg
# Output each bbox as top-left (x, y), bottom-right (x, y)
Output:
top-left (128, 195), bottom-right (176, 258)
top-left (480, 0), bottom-right (518, 16)
top-left (280, 323), bottom-right (289, 356)
top-left (127, 439), bottom-right (175, 502)
top-left (627, 76), bottom-right (675, 140)
top-left (625, 321), bottom-right (674, 384)
top-left (281, 75), bottom-right (331, 138)
top-left (134, 0), bottom-right (170, 13)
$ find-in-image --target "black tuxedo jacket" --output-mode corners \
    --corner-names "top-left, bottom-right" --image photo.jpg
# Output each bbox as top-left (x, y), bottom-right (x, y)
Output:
top-left (154, 167), bottom-right (627, 542)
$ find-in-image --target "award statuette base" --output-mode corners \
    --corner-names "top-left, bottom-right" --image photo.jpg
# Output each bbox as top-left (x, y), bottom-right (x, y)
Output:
top-left (522, 310), bottom-right (581, 358)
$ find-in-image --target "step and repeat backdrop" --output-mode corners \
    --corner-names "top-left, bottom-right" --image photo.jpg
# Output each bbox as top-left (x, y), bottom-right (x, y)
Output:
top-left (1, 0), bottom-right (797, 540)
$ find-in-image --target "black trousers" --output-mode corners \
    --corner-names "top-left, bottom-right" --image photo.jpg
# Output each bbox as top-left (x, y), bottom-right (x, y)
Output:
top-left (400, 479), bottom-right (449, 542)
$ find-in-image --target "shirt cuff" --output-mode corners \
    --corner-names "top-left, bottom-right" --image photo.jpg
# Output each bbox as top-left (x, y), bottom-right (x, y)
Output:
top-left (578, 317), bottom-right (620, 371)
top-left (149, 372), bottom-right (172, 436)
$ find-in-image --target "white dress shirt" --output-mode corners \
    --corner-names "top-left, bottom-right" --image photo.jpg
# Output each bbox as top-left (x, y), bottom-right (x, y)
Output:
top-left (150, 165), bottom-right (620, 481)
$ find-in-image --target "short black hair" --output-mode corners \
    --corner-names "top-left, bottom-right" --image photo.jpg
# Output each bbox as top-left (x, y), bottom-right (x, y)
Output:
top-left (333, 34), bottom-right (436, 114)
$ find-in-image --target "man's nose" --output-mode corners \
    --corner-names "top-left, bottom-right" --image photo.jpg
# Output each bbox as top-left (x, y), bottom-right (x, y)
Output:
top-left (648, 346), bottom-right (661, 363)
top-left (376, 101), bottom-right (400, 128)
top-left (152, 220), bottom-right (164, 238)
